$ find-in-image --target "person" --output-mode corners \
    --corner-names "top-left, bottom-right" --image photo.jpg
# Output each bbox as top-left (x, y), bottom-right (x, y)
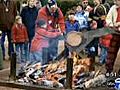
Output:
top-left (90, 0), bottom-right (107, 28)
top-left (30, 19), bottom-right (61, 65)
top-left (0, 0), bottom-right (17, 60)
top-left (105, 0), bottom-right (120, 75)
top-left (20, 0), bottom-right (38, 60)
top-left (35, 0), bottom-right (42, 10)
top-left (11, 15), bottom-right (28, 63)
top-left (85, 0), bottom-right (108, 71)
top-left (37, 0), bottom-right (65, 60)
top-left (75, 4), bottom-right (88, 32)
top-left (81, 0), bottom-right (89, 10)
top-left (37, 0), bottom-right (65, 33)
top-left (65, 11), bottom-right (80, 33)
top-left (99, 34), bottom-right (112, 64)
top-left (0, 31), bottom-right (3, 70)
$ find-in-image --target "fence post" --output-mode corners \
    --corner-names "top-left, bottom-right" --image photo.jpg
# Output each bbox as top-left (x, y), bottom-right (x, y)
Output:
top-left (66, 58), bottom-right (73, 89)
top-left (9, 53), bottom-right (16, 81)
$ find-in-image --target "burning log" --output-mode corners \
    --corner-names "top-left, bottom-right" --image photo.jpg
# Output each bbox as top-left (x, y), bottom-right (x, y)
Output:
top-left (84, 74), bottom-right (106, 88)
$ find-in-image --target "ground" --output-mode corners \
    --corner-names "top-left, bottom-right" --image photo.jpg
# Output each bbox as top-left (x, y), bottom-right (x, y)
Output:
top-left (0, 37), bottom-right (120, 89)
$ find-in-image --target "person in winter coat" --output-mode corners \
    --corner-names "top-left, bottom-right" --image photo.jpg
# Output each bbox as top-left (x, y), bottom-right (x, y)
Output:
top-left (105, 0), bottom-right (120, 75)
top-left (86, 0), bottom-right (107, 71)
top-left (20, 0), bottom-right (38, 60)
top-left (37, 0), bottom-right (65, 60)
top-left (30, 19), bottom-right (61, 65)
top-left (0, 0), bottom-right (17, 60)
top-left (75, 4), bottom-right (88, 32)
top-left (37, 0), bottom-right (65, 33)
top-left (11, 16), bottom-right (28, 63)
top-left (65, 11), bottom-right (80, 33)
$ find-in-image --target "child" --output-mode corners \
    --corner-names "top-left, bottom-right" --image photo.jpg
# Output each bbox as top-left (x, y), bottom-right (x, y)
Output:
top-left (75, 4), bottom-right (88, 31)
top-left (99, 34), bottom-right (112, 64)
top-left (30, 19), bottom-right (61, 65)
top-left (65, 10), bottom-right (80, 33)
top-left (0, 31), bottom-right (3, 70)
top-left (65, 10), bottom-right (80, 58)
top-left (11, 15), bottom-right (28, 63)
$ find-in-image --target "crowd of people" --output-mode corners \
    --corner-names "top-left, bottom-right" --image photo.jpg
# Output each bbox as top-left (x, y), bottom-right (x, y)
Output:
top-left (0, 0), bottom-right (120, 76)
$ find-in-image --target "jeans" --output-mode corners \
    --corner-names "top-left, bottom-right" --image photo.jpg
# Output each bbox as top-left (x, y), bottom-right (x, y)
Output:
top-left (1, 31), bottom-right (14, 58)
top-left (15, 43), bottom-right (25, 63)
top-left (99, 45), bottom-right (108, 64)
top-left (24, 37), bottom-right (33, 61)
top-left (48, 35), bottom-right (64, 60)
top-left (24, 42), bottom-right (29, 61)
top-left (0, 45), bottom-right (3, 69)
top-left (30, 51), bottom-right (42, 64)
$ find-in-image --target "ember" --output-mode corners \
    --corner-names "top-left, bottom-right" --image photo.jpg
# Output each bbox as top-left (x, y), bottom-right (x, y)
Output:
top-left (17, 57), bottom-right (98, 88)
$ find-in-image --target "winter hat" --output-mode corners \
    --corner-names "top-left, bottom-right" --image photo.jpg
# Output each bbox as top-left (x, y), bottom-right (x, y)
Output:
top-left (48, 0), bottom-right (56, 7)
top-left (36, 19), bottom-right (46, 27)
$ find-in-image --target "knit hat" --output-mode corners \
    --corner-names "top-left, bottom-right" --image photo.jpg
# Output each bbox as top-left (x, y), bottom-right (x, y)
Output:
top-left (36, 19), bottom-right (46, 27)
top-left (48, 0), bottom-right (56, 7)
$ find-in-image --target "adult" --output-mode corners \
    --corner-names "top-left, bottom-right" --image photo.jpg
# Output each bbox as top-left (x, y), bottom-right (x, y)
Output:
top-left (21, 0), bottom-right (38, 60)
top-left (105, 0), bottom-right (120, 74)
top-left (0, 0), bottom-right (17, 60)
top-left (35, 0), bottom-right (42, 10)
top-left (37, 0), bottom-right (65, 60)
top-left (91, 0), bottom-right (107, 28)
top-left (81, 0), bottom-right (89, 10)
top-left (86, 0), bottom-right (107, 71)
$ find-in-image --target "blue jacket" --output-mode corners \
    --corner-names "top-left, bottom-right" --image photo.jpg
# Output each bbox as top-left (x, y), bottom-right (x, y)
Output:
top-left (65, 20), bottom-right (80, 33)
top-left (21, 6), bottom-right (38, 41)
top-left (75, 11), bottom-right (88, 30)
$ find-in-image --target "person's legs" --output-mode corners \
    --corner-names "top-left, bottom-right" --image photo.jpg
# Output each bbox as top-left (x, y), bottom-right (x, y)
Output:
top-left (106, 34), bottom-right (120, 73)
top-left (7, 31), bottom-right (14, 58)
top-left (48, 36), bottom-right (64, 61)
top-left (30, 51), bottom-right (42, 64)
top-left (15, 43), bottom-right (20, 63)
top-left (1, 32), bottom-right (6, 60)
top-left (0, 46), bottom-right (3, 70)
top-left (42, 47), bottom-right (49, 65)
top-left (99, 45), bottom-right (108, 64)
top-left (49, 38), bottom-right (58, 60)
top-left (24, 42), bottom-right (29, 61)
top-left (20, 43), bottom-right (25, 63)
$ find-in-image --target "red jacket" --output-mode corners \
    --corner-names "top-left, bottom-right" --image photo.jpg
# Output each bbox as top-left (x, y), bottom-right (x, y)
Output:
top-left (37, 6), bottom-right (65, 33)
top-left (99, 34), bottom-right (113, 48)
top-left (30, 27), bottom-right (61, 52)
top-left (12, 23), bottom-right (28, 43)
